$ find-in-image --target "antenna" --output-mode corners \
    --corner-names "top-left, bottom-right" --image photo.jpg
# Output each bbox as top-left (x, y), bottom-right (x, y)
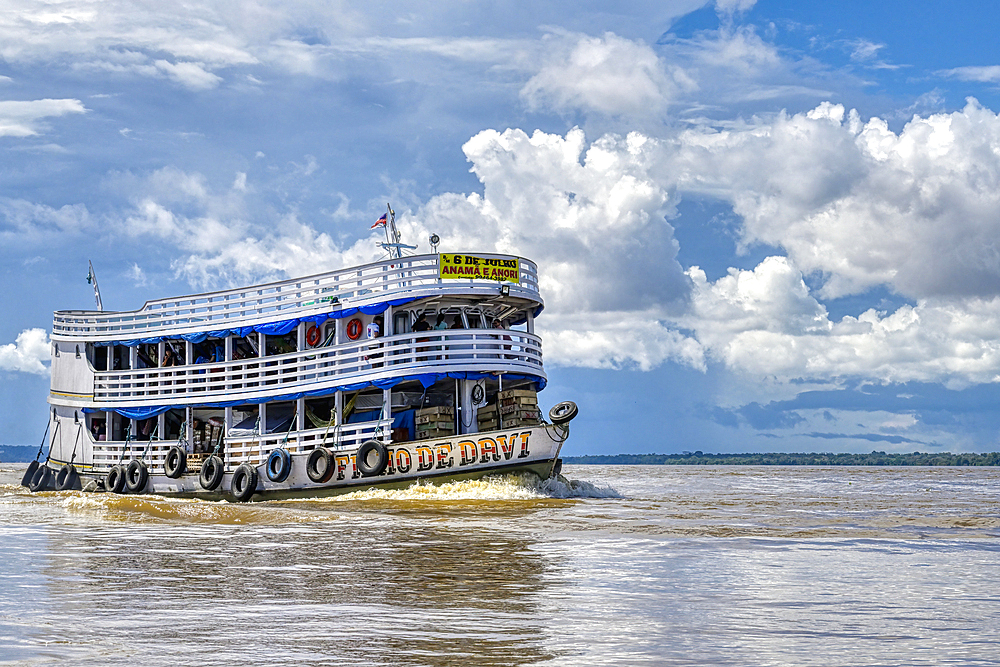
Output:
top-left (86, 260), bottom-right (103, 312)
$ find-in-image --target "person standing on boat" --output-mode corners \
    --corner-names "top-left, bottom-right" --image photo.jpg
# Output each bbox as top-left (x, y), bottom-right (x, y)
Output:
top-left (414, 312), bottom-right (432, 360)
top-left (366, 316), bottom-right (384, 367)
top-left (493, 318), bottom-right (512, 359)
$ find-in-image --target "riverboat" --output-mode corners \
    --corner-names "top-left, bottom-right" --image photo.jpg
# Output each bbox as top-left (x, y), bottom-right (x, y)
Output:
top-left (24, 248), bottom-right (577, 501)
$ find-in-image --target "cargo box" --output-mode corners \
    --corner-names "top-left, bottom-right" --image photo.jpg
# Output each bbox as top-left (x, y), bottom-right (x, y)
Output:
top-left (415, 405), bottom-right (455, 417)
top-left (417, 420), bottom-right (454, 432)
top-left (416, 428), bottom-right (455, 440)
top-left (498, 389), bottom-right (536, 401)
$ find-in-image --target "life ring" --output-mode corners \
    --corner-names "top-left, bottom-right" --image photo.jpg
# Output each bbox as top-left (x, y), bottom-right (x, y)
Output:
top-left (20, 460), bottom-right (39, 488)
top-left (105, 464), bottom-right (126, 494)
top-left (548, 401), bottom-right (579, 425)
top-left (266, 448), bottom-right (292, 483)
top-left (346, 318), bottom-right (363, 341)
top-left (306, 325), bottom-right (321, 347)
top-left (230, 464), bottom-right (258, 503)
top-left (306, 447), bottom-right (334, 483)
top-left (356, 440), bottom-right (388, 477)
top-left (28, 465), bottom-right (52, 492)
top-left (199, 455), bottom-right (225, 491)
top-left (164, 446), bottom-right (186, 479)
top-left (55, 463), bottom-right (79, 491)
top-left (125, 459), bottom-right (149, 493)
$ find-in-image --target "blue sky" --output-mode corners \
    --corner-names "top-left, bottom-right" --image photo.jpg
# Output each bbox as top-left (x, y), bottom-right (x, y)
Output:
top-left (5, 0), bottom-right (1000, 455)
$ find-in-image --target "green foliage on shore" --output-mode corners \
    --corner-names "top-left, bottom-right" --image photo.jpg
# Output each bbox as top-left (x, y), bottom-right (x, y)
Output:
top-left (563, 451), bottom-right (1000, 466)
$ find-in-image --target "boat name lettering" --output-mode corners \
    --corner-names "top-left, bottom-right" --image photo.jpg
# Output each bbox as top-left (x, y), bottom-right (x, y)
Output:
top-left (439, 254), bottom-right (520, 282)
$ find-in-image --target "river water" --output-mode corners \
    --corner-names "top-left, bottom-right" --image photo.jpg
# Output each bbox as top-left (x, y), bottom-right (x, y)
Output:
top-left (2, 464), bottom-right (999, 666)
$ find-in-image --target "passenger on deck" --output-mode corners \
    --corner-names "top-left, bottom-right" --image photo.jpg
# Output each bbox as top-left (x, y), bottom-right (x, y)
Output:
top-left (162, 346), bottom-right (177, 367)
top-left (414, 313), bottom-right (431, 361)
top-left (366, 316), bottom-right (384, 367)
top-left (433, 313), bottom-right (448, 330)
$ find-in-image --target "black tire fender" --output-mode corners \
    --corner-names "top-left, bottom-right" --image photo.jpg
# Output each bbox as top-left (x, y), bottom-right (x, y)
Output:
top-left (306, 447), bottom-right (334, 483)
top-left (164, 446), bottom-right (186, 479)
top-left (105, 464), bottom-right (126, 494)
top-left (266, 448), bottom-right (292, 483)
top-left (356, 440), bottom-right (388, 478)
top-left (21, 460), bottom-right (39, 488)
top-left (549, 401), bottom-right (579, 425)
top-left (230, 464), bottom-right (258, 503)
top-left (28, 465), bottom-right (52, 492)
top-left (55, 464), bottom-right (79, 491)
top-left (125, 459), bottom-right (149, 493)
top-left (199, 455), bottom-right (225, 491)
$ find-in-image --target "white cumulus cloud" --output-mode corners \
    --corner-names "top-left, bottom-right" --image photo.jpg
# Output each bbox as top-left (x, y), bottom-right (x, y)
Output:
top-left (674, 99), bottom-right (1000, 300)
top-left (0, 328), bottom-right (50, 375)
top-left (522, 32), bottom-right (693, 117)
top-left (0, 98), bottom-right (85, 137)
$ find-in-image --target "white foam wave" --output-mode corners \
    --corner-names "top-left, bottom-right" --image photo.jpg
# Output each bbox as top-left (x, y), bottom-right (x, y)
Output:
top-left (541, 475), bottom-right (624, 499)
top-left (312, 473), bottom-right (622, 502)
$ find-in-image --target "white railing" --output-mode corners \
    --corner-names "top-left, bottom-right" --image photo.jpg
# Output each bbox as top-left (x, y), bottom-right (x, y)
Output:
top-left (92, 329), bottom-right (543, 406)
top-left (92, 440), bottom-right (172, 472)
top-left (52, 254), bottom-right (540, 340)
top-left (90, 420), bottom-right (392, 473)
top-left (225, 420), bottom-right (393, 468)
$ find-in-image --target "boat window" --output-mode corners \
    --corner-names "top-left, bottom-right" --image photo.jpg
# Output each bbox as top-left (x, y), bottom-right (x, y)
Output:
top-left (394, 312), bottom-right (410, 335)
top-left (264, 333), bottom-right (297, 356)
top-left (53, 343), bottom-right (59, 357)
top-left (75, 345), bottom-right (81, 358)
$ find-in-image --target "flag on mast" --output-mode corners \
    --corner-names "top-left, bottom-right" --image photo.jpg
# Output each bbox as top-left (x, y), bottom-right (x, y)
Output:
top-left (371, 213), bottom-right (387, 229)
top-left (86, 260), bottom-right (103, 312)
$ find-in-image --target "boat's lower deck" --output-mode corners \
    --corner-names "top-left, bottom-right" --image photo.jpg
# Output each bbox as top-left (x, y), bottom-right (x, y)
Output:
top-left (29, 424), bottom-right (569, 502)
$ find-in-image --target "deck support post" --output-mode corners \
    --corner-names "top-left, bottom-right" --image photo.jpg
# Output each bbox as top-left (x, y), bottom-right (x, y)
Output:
top-left (382, 388), bottom-right (392, 444)
top-left (185, 406), bottom-right (193, 452)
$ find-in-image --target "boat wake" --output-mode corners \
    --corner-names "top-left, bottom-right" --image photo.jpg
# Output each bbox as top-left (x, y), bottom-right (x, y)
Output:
top-left (318, 473), bottom-right (622, 502)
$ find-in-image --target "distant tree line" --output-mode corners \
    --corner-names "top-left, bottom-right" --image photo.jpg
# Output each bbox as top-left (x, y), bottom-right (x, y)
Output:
top-left (564, 451), bottom-right (1000, 466)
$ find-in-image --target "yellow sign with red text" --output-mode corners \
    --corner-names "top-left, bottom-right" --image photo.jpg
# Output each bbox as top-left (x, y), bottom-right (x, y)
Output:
top-left (439, 254), bottom-right (520, 282)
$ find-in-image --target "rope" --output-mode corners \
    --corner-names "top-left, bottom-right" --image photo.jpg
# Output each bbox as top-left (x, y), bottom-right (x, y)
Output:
top-left (280, 409), bottom-right (297, 447)
top-left (211, 422), bottom-right (225, 457)
top-left (70, 422), bottom-right (82, 464)
top-left (138, 422), bottom-right (159, 463)
top-left (116, 422), bottom-right (133, 465)
top-left (36, 421), bottom-right (50, 463)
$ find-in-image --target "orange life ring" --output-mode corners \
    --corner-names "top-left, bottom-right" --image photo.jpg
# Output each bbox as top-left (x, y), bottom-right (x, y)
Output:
top-left (346, 318), bottom-right (363, 341)
top-left (306, 325), bottom-right (321, 347)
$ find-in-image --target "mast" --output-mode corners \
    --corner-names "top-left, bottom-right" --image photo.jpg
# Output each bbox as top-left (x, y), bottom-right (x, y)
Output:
top-left (378, 203), bottom-right (415, 259)
top-left (87, 260), bottom-right (103, 312)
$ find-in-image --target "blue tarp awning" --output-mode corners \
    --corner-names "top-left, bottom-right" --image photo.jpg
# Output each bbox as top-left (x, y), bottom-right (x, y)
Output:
top-left (102, 296), bottom-right (421, 347)
top-left (83, 371), bottom-right (545, 418)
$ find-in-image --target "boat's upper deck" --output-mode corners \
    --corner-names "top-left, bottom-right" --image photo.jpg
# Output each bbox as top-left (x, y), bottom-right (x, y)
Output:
top-left (52, 254), bottom-right (540, 342)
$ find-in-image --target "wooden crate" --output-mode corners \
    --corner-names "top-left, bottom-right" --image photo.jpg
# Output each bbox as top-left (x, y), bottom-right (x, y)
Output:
top-left (498, 389), bottom-right (536, 401)
top-left (417, 420), bottom-right (454, 432)
top-left (501, 417), bottom-right (540, 429)
top-left (500, 404), bottom-right (540, 419)
top-left (186, 452), bottom-right (206, 471)
top-left (416, 405), bottom-right (455, 418)
top-left (417, 427), bottom-right (455, 440)
top-left (500, 396), bottom-right (537, 409)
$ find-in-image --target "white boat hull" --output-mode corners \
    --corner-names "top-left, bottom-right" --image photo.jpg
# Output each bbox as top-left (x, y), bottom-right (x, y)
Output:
top-left (63, 424), bottom-right (568, 500)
